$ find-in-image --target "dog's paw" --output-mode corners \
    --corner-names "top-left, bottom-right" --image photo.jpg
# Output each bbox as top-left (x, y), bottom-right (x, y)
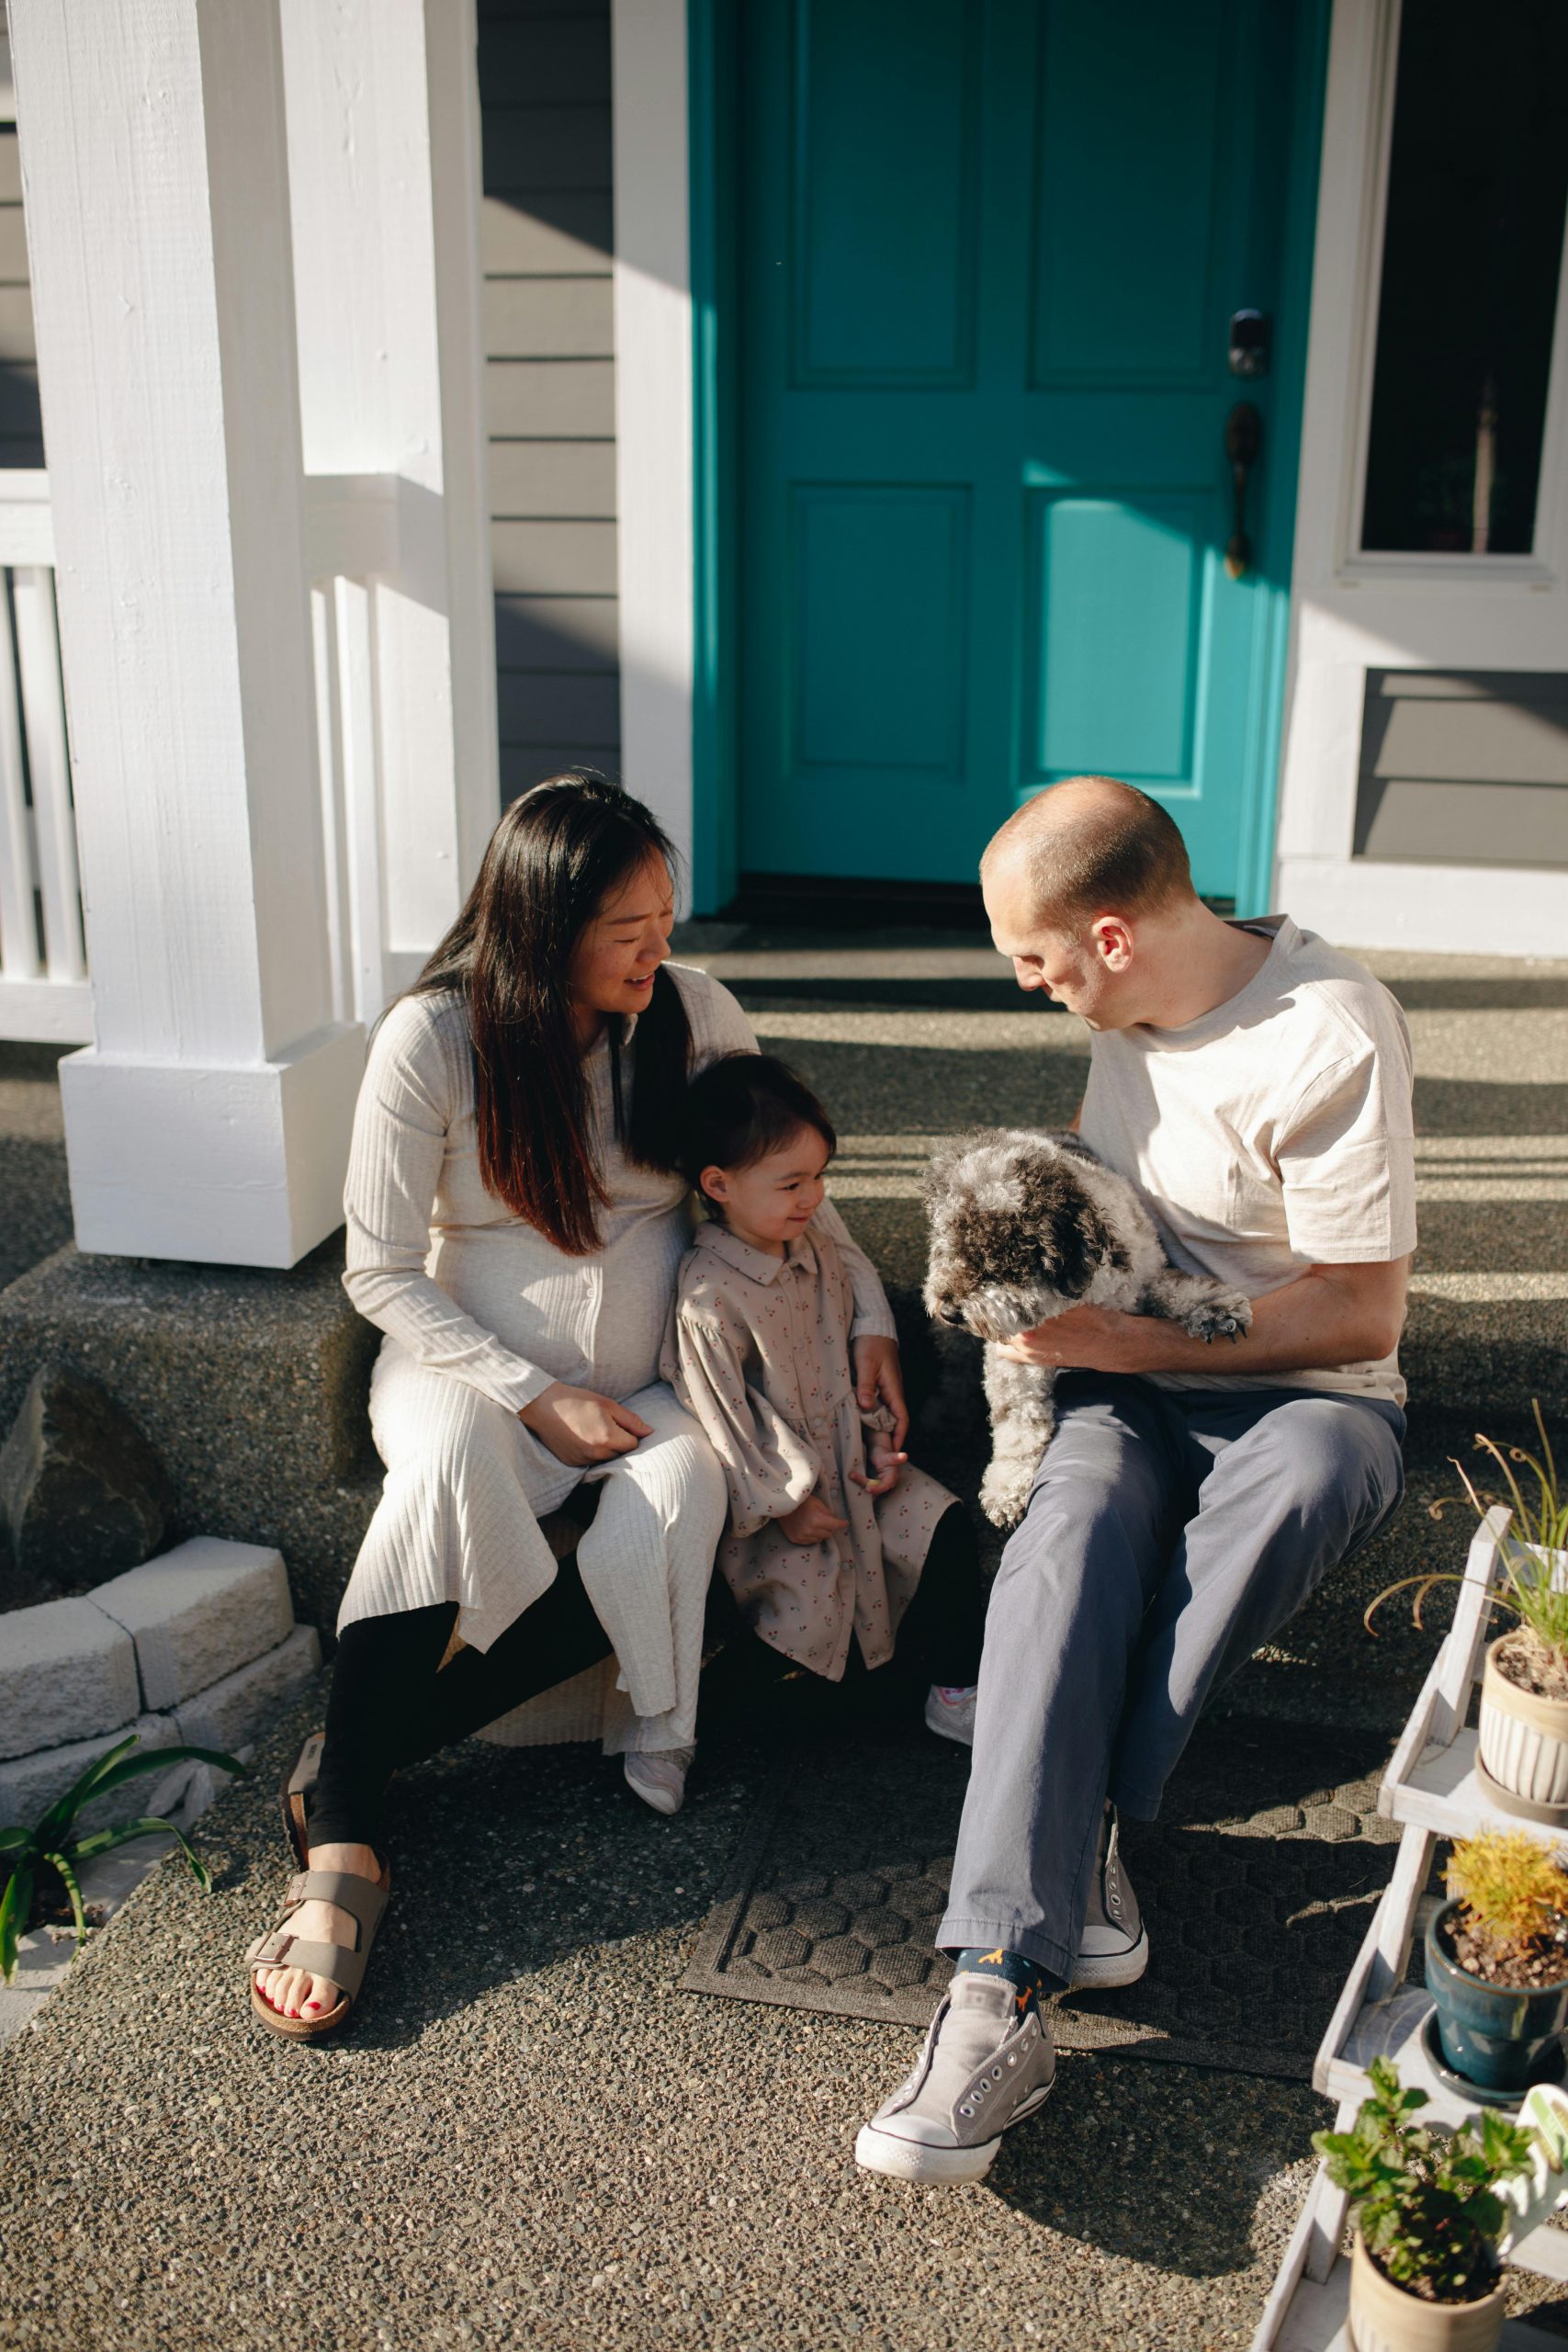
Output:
top-left (980, 1460), bottom-right (1034, 1529)
top-left (1181, 1288), bottom-right (1254, 1344)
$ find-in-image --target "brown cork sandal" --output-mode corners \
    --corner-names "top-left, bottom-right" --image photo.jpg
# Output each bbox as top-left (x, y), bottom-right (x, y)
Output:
top-left (246, 1861), bottom-right (391, 2042)
top-left (279, 1728), bottom-right (325, 1868)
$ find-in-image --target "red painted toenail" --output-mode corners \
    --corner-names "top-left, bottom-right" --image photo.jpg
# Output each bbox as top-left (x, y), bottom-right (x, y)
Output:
top-left (306, 2001), bottom-right (321, 2010)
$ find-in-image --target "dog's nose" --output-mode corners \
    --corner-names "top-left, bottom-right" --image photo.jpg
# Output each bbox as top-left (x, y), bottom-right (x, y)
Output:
top-left (939, 1304), bottom-right (964, 1327)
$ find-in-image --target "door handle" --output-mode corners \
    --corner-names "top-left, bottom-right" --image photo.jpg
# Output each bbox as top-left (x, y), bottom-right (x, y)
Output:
top-left (1224, 401), bottom-right (1261, 580)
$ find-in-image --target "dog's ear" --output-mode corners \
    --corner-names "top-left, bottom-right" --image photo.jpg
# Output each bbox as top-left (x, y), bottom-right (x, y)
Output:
top-left (1070, 1186), bottom-right (1131, 1280)
top-left (923, 1127), bottom-right (1010, 1209)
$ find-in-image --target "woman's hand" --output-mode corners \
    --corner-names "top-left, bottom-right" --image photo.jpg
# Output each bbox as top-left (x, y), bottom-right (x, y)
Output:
top-left (779, 1493), bottom-right (851, 1546)
top-left (519, 1383), bottom-right (653, 1466)
top-left (852, 1335), bottom-right (909, 1451)
top-left (850, 1437), bottom-right (907, 1498)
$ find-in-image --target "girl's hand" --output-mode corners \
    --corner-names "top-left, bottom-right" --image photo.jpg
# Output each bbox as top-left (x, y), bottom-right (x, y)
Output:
top-left (520, 1384), bottom-right (653, 1466)
top-left (850, 1441), bottom-right (907, 1498)
top-left (852, 1336), bottom-right (909, 1451)
top-left (779, 1494), bottom-right (851, 1546)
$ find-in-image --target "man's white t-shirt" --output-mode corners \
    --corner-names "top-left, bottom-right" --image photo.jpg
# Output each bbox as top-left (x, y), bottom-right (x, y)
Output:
top-left (1077, 915), bottom-right (1416, 1407)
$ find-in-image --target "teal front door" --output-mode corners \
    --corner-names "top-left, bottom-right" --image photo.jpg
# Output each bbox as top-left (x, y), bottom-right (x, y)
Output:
top-left (733, 0), bottom-right (1321, 905)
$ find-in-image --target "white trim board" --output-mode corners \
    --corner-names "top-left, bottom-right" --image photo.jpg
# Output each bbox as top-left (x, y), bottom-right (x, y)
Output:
top-left (610, 0), bottom-right (695, 900)
top-left (1273, 0), bottom-right (1568, 955)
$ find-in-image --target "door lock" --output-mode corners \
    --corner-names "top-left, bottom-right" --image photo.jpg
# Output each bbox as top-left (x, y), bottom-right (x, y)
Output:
top-left (1228, 309), bottom-right (1270, 379)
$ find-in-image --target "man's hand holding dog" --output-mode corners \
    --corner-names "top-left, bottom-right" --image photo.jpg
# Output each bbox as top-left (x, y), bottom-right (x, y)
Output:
top-left (999, 1259), bottom-right (1409, 1378)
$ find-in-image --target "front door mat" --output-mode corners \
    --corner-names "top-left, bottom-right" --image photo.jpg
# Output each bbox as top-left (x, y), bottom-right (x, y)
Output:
top-left (681, 1715), bottom-right (1406, 2082)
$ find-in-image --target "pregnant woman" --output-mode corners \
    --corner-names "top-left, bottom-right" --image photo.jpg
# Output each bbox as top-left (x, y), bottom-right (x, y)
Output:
top-left (247, 773), bottom-right (904, 2040)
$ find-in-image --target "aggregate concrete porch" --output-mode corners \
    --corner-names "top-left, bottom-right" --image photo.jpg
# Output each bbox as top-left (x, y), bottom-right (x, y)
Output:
top-left (1, 935), bottom-right (1566, 2350)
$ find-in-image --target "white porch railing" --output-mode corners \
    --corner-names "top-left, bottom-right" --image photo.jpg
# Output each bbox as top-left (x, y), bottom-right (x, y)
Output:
top-left (0, 469), bottom-right (421, 1049)
top-left (0, 470), bottom-right (90, 1044)
top-left (306, 472), bottom-right (432, 1031)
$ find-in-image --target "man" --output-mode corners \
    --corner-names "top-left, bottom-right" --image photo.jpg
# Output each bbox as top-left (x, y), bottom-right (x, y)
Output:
top-left (854, 775), bottom-right (1415, 2183)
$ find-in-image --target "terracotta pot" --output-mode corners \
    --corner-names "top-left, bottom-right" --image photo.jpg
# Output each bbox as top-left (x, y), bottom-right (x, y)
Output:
top-left (1348, 2233), bottom-right (1505, 2352)
top-left (1425, 1898), bottom-right (1568, 2093)
top-left (1477, 1632), bottom-right (1568, 1820)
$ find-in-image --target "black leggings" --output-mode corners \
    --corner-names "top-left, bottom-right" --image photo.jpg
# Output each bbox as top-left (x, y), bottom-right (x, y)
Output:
top-left (860, 1501), bottom-right (987, 1687)
top-left (307, 1506), bottom-right (987, 1852)
top-left (307, 1555), bottom-right (613, 1852)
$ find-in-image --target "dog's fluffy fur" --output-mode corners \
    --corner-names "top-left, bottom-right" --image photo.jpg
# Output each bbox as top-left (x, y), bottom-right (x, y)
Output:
top-left (923, 1128), bottom-right (1252, 1527)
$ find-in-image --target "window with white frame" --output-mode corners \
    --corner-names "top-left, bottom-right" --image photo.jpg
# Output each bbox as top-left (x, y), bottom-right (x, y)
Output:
top-left (1359, 0), bottom-right (1568, 558)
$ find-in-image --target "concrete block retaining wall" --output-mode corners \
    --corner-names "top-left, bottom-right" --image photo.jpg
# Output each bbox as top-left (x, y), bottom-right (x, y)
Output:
top-left (0, 1536), bottom-right (321, 1833)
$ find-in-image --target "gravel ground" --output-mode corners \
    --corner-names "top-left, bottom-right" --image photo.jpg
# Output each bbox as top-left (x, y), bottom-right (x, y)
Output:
top-left (0, 1044), bottom-right (70, 1294)
top-left (6, 1689), bottom-right (1568, 2351)
top-left (4, 934), bottom-right (1566, 2349)
top-left (0, 1691), bottom-right (1337, 2352)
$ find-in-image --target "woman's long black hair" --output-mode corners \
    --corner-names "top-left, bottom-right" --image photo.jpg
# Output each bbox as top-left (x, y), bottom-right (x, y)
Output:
top-left (412, 771), bottom-right (693, 1255)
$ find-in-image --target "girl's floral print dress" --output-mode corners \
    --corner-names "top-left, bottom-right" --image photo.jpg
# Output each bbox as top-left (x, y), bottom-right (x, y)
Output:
top-left (661, 1218), bottom-right (954, 1679)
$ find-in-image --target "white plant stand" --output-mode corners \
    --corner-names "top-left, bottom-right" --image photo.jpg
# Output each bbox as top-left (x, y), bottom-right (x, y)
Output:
top-left (1252, 1507), bottom-right (1568, 2349)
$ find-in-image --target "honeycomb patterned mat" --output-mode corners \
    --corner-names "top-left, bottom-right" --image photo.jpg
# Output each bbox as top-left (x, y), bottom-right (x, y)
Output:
top-left (682, 1713), bottom-right (1404, 2081)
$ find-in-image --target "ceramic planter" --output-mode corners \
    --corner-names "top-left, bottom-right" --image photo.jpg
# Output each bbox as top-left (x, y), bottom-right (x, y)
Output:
top-left (1477, 1628), bottom-right (1568, 1824)
top-left (1349, 2233), bottom-right (1505, 2352)
top-left (1426, 1897), bottom-right (1568, 2094)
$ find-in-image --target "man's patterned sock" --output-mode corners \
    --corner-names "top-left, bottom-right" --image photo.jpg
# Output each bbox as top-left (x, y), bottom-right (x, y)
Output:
top-left (953, 1946), bottom-right (1051, 2021)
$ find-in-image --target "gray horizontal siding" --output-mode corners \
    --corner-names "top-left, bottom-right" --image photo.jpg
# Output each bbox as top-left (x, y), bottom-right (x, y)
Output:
top-left (0, 130), bottom-right (44, 468)
top-left (483, 275), bottom-right (613, 356)
top-left (478, 18), bottom-right (610, 104)
top-left (479, 0), bottom-right (619, 799)
top-left (482, 189), bottom-right (612, 273)
top-left (495, 594), bottom-right (618, 671)
top-left (482, 107), bottom-right (612, 192)
top-left (1355, 671), bottom-right (1568, 868)
top-left (485, 358), bottom-right (615, 436)
top-left (492, 519), bottom-right (617, 595)
top-left (489, 438), bottom-right (615, 516)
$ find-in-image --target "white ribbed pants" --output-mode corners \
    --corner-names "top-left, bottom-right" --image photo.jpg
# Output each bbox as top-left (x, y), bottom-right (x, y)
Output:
top-left (337, 1343), bottom-right (728, 1753)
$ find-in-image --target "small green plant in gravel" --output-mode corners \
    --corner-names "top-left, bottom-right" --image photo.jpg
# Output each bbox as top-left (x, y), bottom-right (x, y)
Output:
top-left (0, 1730), bottom-right (245, 1982)
top-left (1313, 2056), bottom-right (1534, 2303)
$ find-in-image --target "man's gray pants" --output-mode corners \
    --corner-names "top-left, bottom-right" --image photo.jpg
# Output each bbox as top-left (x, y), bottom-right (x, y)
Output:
top-left (935, 1374), bottom-right (1405, 1990)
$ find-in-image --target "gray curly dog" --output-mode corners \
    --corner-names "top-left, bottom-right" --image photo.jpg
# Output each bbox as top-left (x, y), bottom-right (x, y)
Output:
top-left (923, 1129), bottom-right (1253, 1528)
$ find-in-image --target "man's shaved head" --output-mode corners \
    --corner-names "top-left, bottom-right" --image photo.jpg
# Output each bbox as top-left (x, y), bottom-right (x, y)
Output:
top-left (982, 775), bottom-right (1194, 930)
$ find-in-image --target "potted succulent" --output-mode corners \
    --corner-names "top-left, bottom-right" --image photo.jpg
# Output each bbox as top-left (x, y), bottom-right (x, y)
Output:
top-left (1426, 1831), bottom-right (1568, 2096)
top-left (1313, 2056), bottom-right (1534, 2350)
top-left (1371, 1405), bottom-right (1568, 1823)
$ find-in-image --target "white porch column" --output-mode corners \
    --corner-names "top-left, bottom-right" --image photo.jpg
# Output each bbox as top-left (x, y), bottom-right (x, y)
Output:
top-left (612, 0), bottom-right (696, 894)
top-left (9, 0), bottom-right (364, 1268)
top-left (281, 0), bottom-right (498, 995)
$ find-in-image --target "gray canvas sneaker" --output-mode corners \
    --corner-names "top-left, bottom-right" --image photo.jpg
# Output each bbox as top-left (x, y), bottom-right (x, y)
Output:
top-left (1071, 1804), bottom-right (1148, 1989)
top-left (853, 1973), bottom-right (1056, 2183)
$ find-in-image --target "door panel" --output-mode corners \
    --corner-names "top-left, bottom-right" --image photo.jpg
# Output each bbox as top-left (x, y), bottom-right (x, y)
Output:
top-left (794, 0), bottom-right (979, 385)
top-left (738, 0), bottom-right (1304, 900)
top-left (792, 487), bottom-right (970, 777)
top-left (1030, 0), bottom-right (1227, 386)
top-left (1028, 492), bottom-right (1207, 783)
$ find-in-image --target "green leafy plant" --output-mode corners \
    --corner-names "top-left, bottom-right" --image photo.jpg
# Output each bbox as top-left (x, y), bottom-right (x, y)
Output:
top-left (1366, 1402), bottom-right (1568, 1667)
top-left (0, 1731), bottom-right (245, 1983)
top-left (1447, 1831), bottom-right (1568, 1947)
top-left (1313, 2056), bottom-right (1534, 2303)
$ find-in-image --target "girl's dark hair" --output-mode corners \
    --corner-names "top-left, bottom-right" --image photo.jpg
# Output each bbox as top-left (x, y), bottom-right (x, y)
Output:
top-left (412, 770), bottom-right (691, 1255)
top-left (679, 1055), bottom-right (837, 1202)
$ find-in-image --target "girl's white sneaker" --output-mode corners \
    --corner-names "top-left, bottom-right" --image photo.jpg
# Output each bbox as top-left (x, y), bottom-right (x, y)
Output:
top-left (623, 1746), bottom-right (694, 1815)
top-left (924, 1684), bottom-right (977, 1747)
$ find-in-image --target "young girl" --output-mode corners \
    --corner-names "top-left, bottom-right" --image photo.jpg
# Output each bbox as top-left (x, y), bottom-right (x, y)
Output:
top-left (660, 1054), bottom-right (986, 1733)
